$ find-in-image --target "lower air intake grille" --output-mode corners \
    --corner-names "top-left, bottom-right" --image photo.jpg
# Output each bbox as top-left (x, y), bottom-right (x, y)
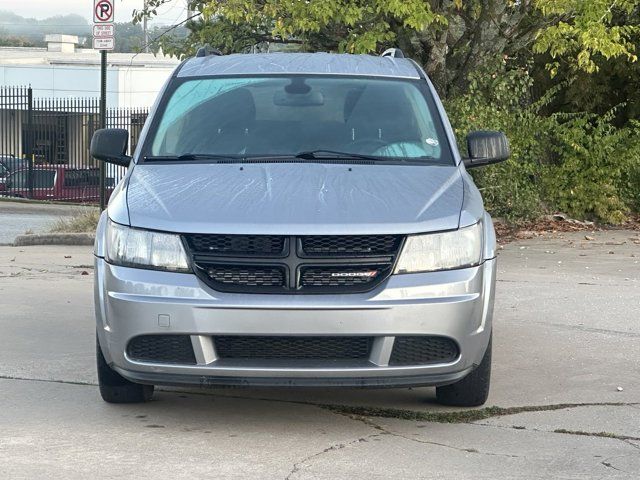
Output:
top-left (214, 336), bottom-right (373, 360)
top-left (127, 335), bottom-right (196, 365)
top-left (389, 336), bottom-right (459, 366)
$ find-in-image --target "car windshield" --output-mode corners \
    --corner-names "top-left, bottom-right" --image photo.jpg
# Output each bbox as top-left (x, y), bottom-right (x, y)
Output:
top-left (1, 157), bottom-right (27, 172)
top-left (146, 76), bottom-right (452, 164)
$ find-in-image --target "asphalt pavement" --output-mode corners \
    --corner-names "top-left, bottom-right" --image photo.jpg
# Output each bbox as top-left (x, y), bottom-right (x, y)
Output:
top-left (0, 230), bottom-right (638, 478)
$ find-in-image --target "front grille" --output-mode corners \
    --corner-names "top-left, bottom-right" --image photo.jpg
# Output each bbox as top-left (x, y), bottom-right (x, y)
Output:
top-left (301, 235), bottom-right (400, 256)
top-left (206, 265), bottom-right (285, 287)
top-left (214, 336), bottom-right (373, 360)
top-left (186, 234), bottom-right (285, 256)
top-left (389, 336), bottom-right (459, 366)
top-left (127, 335), bottom-right (196, 364)
top-left (184, 234), bottom-right (404, 294)
top-left (300, 265), bottom-right (387, 288)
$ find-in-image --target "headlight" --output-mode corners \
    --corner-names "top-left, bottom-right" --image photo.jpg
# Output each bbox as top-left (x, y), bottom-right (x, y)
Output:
top-left (394, 222), bottom-right (483, 274)
top-left (106, 220), bottom-right (190, 272)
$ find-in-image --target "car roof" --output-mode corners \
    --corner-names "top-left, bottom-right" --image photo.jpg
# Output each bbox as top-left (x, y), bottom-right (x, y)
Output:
top-left (178, 52), bottom-right (422, 79)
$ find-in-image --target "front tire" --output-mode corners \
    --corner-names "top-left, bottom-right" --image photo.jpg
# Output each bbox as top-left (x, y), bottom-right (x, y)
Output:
top-left (96, 335), bottom-right (154, 403)
top-left (436, 336), bottom-right (491, 407)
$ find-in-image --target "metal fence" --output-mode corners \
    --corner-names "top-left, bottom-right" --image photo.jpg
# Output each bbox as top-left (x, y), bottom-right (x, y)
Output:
top-left (0, 86), bottom-right (148, 203)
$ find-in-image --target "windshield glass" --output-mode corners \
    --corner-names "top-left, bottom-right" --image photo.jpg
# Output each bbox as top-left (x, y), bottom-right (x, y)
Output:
top-left (146, 76), bottom-right (452, 163)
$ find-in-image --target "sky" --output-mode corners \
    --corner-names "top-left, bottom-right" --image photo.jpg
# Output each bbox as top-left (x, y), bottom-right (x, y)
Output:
top-left (0, 0), bottom-right (190, 25)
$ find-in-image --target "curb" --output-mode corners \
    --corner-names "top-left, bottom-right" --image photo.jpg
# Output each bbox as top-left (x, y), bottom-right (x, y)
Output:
top-left (13, 233), bottom-right (95, 246)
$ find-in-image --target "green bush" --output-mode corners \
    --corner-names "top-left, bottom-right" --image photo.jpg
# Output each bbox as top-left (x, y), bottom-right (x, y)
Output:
top-left (542, 113), bottom-right (640, 223)
top-left (446, 64), bottom-right (547, 223)
top-left (446, 62), bottom-right (640, 224)
top-left (617, 120), bottom-right (640, 213)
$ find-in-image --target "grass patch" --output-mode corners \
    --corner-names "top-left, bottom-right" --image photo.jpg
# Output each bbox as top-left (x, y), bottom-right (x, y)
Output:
top-left (554, 429), bottom-right (640, 442)
top-left (321, 402), bottom-right (634, 424)
top-left (49, 209), bottom-right (100, 233)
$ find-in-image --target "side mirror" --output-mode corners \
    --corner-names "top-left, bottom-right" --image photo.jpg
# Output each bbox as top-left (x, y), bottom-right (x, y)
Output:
top-left (463, 131), bottom-right (510, 168)
top-left (90, 128), bottom-right (131, 167)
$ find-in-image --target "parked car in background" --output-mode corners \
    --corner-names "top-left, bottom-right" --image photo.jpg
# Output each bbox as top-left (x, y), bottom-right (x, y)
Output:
top-left (0, 155), bottom-right (28, 192)
top-left (3, 165), bottom-right (114, 202)
top-left (0, 163), bottom-right (7, 192)
top-left (0, 155), bottom-right (28, 174)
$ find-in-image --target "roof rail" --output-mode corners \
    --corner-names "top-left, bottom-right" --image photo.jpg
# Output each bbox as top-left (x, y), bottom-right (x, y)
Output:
top-left (381, 48), bottom-right (405, 59)
top-left (196, 45), bottom-right (223, 58)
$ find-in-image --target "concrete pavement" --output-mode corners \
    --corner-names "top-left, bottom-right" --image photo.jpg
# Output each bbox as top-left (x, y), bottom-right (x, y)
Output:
top-left (0, 200), bottom-right (96, 244)
top-left (0, 231), bottom-right (638, 478)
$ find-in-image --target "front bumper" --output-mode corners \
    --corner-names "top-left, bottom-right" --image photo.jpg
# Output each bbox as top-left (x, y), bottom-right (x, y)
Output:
top-left (95, 257), bottom-right (496, 388)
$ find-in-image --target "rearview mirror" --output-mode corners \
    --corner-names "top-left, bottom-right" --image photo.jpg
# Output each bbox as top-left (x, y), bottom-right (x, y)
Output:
top-left (90, 128), bottom-right (131, 167)
top-left (463, 131), bottom-right (510, 168)
top-left (273, 90), bottom-right (324, 107)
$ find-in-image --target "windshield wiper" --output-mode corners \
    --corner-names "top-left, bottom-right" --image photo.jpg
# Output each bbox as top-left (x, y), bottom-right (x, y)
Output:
top-left (294, 150), bottom-right (386, 161)
top-left (146, 151), bottom-right (436, 164)
top-left (144, 153), bottom-right (244, 162)
top-left (241, 150), bottom-right (389, 162)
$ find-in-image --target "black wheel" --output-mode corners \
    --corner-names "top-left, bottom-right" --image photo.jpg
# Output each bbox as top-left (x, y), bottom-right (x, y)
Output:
top-left (436, 335), bottom-right (491, 407)
top-left (96, 335), bottom-right (154, 403)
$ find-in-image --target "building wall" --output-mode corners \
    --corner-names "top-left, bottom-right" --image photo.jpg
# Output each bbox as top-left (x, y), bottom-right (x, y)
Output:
top-left (0, 63), bottom-right (176, 108)
top-left (0, 109), bottom-right (26, 158)
top-left (117, 66), bottom-right (175, 108)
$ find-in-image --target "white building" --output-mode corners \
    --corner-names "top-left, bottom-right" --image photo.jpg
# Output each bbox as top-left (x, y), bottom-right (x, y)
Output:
top-left (0, 35), bottom-right (180, 108)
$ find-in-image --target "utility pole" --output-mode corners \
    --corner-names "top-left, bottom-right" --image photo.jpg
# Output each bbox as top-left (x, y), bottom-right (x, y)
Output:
top-left (99, 50), bottom-right (107, 210)
top-left (93, 0), bottom-right (115, 210)
top-left (143, 0), bottom-right (149, 53)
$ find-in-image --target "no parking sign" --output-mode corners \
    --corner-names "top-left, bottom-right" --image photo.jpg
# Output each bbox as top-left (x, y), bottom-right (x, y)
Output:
top-left (93, 0), bottom-right (115, 51)
top-left (94, 0), bottom-right (114, 23)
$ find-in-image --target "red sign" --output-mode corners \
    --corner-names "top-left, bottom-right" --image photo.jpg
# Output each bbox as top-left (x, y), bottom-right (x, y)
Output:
top-left (94, 0), bottom-right (114, 23)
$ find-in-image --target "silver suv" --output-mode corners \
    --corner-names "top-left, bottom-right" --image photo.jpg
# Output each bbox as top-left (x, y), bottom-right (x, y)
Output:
top-left (90, 50), bottom-right (509, 407)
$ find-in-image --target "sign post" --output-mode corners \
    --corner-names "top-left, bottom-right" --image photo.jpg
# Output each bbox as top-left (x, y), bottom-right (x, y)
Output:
top-left (93, 0), bottom-right (114, 210)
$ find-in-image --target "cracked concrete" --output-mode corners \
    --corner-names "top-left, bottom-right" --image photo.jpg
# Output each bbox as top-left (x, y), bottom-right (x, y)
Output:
top-left (0, 231), bottom-right (639, 478)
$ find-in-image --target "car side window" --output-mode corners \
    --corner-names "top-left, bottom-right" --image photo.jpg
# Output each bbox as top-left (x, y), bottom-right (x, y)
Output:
top-left (9, 170), bottom-right (55, 188)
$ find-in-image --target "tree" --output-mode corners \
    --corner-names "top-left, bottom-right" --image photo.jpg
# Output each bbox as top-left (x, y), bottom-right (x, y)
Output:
top-left (534, 0), bottom-right (638, 75)
top-left (113, 22), bottom-right (145, 53)
top-left (135, 1), bottom-right (639, 95)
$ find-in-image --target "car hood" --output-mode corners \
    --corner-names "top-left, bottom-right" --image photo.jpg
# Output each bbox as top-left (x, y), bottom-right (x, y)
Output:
top-left (125, 163), bottom-right (463, 235)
